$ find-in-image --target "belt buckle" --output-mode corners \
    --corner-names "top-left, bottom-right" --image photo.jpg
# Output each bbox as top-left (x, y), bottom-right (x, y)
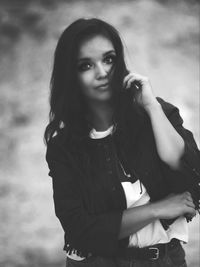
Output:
top-left (149, 247), bottom-right (159, 260)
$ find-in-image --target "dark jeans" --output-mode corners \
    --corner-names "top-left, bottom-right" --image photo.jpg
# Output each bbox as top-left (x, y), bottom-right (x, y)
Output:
top-left (66, 241), bottom-right (187, 267)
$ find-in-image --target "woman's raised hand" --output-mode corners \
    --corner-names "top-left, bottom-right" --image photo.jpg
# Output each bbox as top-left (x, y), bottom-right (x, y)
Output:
top-left (152, 191), bottom-right (196, 220)
top-left (123, 72), bottom-right (158, 111)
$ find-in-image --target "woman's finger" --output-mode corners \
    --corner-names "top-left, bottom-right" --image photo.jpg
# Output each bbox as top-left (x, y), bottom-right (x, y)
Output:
top-left (185, 207), bottom-right (196, 217)
top-left (123, 72), bottom-right (144, 86)
top-left (183, 191), bottom-right (194, 203)
top-left (186, 200), bottom-right (195, 209)
top-left (126, 77), bottom-right (139, 89)
top-left (123, 74), bottom-right (134, 87)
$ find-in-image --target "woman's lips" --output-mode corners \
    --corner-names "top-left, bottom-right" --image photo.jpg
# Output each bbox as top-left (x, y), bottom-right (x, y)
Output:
top-left (95, 83), bottom-right (109, 90)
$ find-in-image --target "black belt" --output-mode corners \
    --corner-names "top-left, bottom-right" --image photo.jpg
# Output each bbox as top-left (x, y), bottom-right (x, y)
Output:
top-left (119, 238), bottom-right (180, 261)
top-left (66, 238), bottom-right (180, 261)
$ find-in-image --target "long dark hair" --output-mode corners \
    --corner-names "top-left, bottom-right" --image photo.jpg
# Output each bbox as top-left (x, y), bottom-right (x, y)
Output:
top-left (44, 18), bottom-right (138, 145)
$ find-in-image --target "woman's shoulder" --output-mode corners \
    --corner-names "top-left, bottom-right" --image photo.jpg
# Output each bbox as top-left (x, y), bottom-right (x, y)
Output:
top-left (46, 126), bottom-right (87, 160)
top-left (46, 127), bottom-right (71, 159)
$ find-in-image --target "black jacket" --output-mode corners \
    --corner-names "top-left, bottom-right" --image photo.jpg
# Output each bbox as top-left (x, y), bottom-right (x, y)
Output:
top-left (46, 97), bottom-right (200, 257)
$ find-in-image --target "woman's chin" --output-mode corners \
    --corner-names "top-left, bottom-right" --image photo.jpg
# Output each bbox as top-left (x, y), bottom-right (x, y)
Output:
top-left (94, 92), bottom-right (113, 102)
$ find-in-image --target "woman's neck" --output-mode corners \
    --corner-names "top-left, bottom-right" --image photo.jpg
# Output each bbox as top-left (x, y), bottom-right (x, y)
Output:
top-left (87, 101), bottom-right (114, 131)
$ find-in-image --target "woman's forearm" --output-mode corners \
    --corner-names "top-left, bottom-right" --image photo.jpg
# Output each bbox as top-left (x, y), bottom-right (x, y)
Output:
top-left (124, 73), bottom-right (185, 170)
top-left (118, 192), bottom-right (196, 240)
top-left (118, 203), bottom-right (156, 239)
top-left (145, 102), bottom-right (185, 170)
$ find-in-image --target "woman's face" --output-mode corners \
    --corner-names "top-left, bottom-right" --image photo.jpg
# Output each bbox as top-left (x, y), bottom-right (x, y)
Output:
top-left (76, 34), bottom-right (116, 104)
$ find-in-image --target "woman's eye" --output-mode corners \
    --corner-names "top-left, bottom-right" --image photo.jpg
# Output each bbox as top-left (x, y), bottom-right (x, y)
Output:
top-left (104, 55), bottom-right (116, 64)
top-left (78, 62), bottom-right (91, 72)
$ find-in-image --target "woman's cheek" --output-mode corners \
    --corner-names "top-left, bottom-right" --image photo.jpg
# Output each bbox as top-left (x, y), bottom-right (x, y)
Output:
top-left (79, 72), bottom-right (93, 89)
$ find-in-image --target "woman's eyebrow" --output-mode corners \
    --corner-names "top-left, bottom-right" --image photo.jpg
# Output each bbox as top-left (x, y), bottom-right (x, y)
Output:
top-left (103, 50), bottom-right (116, 56)
top-left (77, 50), bottom-right (116, 63)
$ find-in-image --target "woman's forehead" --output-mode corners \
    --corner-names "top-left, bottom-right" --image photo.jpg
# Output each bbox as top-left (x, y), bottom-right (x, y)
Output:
top-left (77, 35), bottom-right (115, 59)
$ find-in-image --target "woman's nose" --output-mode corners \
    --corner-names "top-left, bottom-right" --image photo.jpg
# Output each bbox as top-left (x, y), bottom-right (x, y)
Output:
top-left (96, 63), bottom-right (108, 79)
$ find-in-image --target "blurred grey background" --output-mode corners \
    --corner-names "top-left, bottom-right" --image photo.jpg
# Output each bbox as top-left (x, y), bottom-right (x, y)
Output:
top-left (0, 0), bottom-right (199, 266)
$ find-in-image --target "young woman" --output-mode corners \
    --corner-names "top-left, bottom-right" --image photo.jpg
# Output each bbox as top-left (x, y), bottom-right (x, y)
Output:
top-left (44, 18), bottom-right (200, 267)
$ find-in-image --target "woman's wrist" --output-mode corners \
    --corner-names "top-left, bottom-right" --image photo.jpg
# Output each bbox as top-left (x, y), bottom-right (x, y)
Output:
top-left (144, 100), bottom-right (161, 114)
top-left (149, 202), bottom-right (161, 220)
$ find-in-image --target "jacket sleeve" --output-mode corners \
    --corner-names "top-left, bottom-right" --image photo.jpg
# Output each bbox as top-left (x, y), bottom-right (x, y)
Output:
top-left (46, 137), bottom-right (123, 257)
top-left (156, 97), bottom-right (200, 210)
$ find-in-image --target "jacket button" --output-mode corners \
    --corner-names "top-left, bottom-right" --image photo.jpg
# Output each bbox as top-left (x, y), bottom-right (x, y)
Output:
top-left (106, 157), bottom-right (111, 162)
top-left (108, 170), bottom-right (113, 175)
